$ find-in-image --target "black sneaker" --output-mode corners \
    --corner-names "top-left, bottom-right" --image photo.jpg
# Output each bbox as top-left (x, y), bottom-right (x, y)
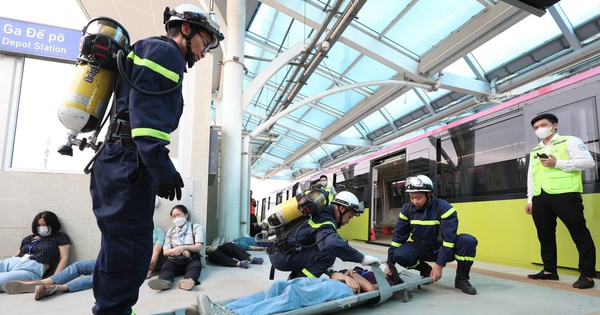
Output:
top-left (572, 276), bottom-right (595, 289)
top-left (527, 271), bottom-right (559, 280)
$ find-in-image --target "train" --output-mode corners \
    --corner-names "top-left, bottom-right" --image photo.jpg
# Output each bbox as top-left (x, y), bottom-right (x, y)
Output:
top-left (257, 65), bottom-right (600, 273)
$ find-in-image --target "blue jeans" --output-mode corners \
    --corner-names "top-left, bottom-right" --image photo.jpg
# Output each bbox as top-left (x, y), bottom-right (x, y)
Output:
top-left (50, 259), bottom-right (95, 293)
top-left (0, 257), bottom-right (45, 290)
top-left (225, 278), bottom-right (353, 315)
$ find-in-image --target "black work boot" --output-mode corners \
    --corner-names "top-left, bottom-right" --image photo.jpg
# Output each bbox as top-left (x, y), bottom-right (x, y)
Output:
top-left (415, 261), bottom-right (433, 278)
top-left (455, 263), bottom-right (477, 295)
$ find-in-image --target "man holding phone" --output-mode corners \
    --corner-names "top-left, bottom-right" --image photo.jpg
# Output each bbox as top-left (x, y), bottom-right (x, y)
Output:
top-left (525, 113), bottom-right (596, 289)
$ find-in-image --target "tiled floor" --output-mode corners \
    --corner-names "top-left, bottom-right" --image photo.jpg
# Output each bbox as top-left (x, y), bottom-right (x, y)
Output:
top-left (1, 241), bottom-right (599, 315)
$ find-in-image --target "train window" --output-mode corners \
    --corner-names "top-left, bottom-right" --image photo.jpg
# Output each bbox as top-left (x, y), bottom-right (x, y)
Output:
top-left (534, 100), bottom-right (599, 184)
top-left (437, 115), bottom-right (527, 199)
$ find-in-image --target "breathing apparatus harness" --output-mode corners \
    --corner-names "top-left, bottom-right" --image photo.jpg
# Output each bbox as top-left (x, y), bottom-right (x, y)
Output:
top-left (82, 10), bottom-right (212, 173)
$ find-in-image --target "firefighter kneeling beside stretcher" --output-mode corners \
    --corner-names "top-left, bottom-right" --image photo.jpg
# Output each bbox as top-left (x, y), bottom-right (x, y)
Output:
top-left (388, 175), bottom-right (478, 295)
top-left (268, 191), bottom-right (380, 279)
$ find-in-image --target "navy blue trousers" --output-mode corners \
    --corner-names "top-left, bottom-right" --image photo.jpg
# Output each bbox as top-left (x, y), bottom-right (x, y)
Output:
top-left (268, 244), bottom-right (335, 278)
top-left (90, 143), bottom-right (154, 315)
top-left (390, 234), bottom-right (477, 270)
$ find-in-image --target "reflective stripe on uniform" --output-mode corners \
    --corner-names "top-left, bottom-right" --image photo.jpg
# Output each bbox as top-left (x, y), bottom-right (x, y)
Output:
top-left (443, 241), bottom-right (454, 248)
top-left (301, 268), bottom-right (317, 278)
top-left (455, 254), bottom-right (475, 262)
top-left (391, 241), bottom-right (401, 248)
top-left (408, 260), bottom-right (423, 269)
top-left (127, 51), bottom-right (181, 83)
top-left (440, 207), bottom-right (456, 219)
top-left (308, 219), bottom-right (336, 230)
top-left (131, 127), bottom-right (171, 142)
top-left (411, 219), bottom-right (440, 226)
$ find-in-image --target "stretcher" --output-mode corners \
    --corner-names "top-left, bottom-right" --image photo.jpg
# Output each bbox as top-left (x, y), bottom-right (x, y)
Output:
top-left (151, 264), bottom-right (433, 315)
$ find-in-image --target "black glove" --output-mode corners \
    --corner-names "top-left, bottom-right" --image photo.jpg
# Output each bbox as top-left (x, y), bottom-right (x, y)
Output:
top-left (156, 172), bottom-right (184, 201)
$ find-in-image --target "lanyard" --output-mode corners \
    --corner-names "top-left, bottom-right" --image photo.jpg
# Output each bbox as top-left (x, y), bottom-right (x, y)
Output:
top-left (178, 223), bottom-right (190, 245)
top-left (28, 239), bottom-right (41, 253)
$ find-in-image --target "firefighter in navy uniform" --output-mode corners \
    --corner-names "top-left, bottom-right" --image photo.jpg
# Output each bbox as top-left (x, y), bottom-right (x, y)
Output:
top-left (268, 191), bottom-right (381, 279)
top-left (89, 4), bottom-right (223, 315)
top-left (387, 175), bottom-right (478, 295)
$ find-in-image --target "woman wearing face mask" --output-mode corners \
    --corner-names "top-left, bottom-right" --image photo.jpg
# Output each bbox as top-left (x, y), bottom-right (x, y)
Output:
top-left (0, 211), bottom-right (71, 291)
top-left (148, 205), bottom-right (205, 291)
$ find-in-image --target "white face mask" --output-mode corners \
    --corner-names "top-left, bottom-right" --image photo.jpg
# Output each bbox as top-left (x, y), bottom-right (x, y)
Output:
top-left (38, 226), bottom-right (51, 237)
top-left (380, 263), bottom-right (390, 275)
top-left (535, 126), bottom-right (554, 139)
top-left (320, 180), bottom-right (327, 186)
top-left (173, 216), bottom-right (187, 226)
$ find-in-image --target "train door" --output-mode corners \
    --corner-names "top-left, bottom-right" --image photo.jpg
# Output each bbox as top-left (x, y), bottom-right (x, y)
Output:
top-left (370, 151), bottom-right (406, 245)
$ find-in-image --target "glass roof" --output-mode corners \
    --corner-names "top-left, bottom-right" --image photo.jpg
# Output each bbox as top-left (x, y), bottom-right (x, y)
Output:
top-left (243, 0), bottom-right (600, 180)
top-left (241, 0), bottom-right (600, 181)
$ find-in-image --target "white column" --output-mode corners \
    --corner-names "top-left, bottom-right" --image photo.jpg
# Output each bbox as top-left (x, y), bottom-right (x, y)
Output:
top-left (217, 0), bottom-right (245, 241)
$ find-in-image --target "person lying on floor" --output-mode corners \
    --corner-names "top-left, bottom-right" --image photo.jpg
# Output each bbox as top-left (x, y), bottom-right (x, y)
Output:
top-left (206, 242), bottom-right (264, 269)
top-left (186, 261), bottom-right (400, 315)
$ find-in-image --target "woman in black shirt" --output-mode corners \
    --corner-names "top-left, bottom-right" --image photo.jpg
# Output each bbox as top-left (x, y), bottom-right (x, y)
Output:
top-left (0, 211), bottom-right (71, 291)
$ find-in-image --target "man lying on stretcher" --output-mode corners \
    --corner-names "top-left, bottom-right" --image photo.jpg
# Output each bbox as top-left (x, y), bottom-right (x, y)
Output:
top-left (185, 261), bottom-right (401, 315)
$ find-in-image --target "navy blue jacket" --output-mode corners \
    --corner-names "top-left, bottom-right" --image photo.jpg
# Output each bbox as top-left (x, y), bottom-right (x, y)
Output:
top-left (390, 197), bottom-right (458, 267)
top-left (115, 36), bottom-right (185, 182)
top-left (286, 205), bottom-right (364, 263)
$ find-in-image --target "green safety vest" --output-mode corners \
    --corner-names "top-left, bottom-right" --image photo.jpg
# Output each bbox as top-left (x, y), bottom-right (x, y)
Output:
top-left (323, 184), bottom-right (334, 203)
top-left (530, 135), bottom-right (583, 195)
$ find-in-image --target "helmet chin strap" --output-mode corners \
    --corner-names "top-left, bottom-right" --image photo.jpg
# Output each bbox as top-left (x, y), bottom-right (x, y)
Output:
top-left (184, 26), bottom-right (200, 68)
top-left (336, 206), bottom-right (346, 228)
top-left (185, 38), bottom-right (195, 68)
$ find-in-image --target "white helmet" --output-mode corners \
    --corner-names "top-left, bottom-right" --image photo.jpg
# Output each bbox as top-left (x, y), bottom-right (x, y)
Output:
top-left (405, 175), bottom-right (434, 193)
top-left (332, 191), bottom-right (364, 216)
top-left (163, 4), bottom-right (224, 49)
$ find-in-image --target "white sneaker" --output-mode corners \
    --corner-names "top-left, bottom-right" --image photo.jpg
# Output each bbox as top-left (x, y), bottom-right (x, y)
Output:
top-left (197, 294), bottom-right (234, 315)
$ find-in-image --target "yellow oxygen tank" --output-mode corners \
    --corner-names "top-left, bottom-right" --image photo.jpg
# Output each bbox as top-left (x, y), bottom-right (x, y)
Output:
top-left (57, 64), bottom-right (114, 134)
top-left (262, 188), bottom-right (329, 229)
top-left (57, 17), bottom-right (130, 156)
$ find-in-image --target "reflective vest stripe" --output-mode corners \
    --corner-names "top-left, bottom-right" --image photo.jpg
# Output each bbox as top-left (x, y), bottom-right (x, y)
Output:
top-left (132, 127), bottom-right (171, 142)
top-left (391, 241), bottom-right (401, 248)
top-left (127, 51), bottom-right (181, 83)
top-left (455, 254), bottom-right (475, 262)
top-left (308, 219), bottom-right (336, 230)
top-left (440, 207), bottom-right (456, 219)
top-left (411, 219), bottom-right (440, 226)
top-left (301, 268), bottom-right (317, 278)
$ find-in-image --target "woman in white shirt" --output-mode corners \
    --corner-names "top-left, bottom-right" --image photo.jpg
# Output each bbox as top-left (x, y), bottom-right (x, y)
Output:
top-left (148, 205), bottom-right (204, 291)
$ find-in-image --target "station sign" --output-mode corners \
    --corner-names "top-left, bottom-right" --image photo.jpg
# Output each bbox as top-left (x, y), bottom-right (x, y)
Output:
top-left (0, 17), bottom-right (80, 61)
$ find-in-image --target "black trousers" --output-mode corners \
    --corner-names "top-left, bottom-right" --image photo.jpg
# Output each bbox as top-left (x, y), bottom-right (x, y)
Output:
top-left (158, 255), bottom-right (202, 284)
top-left (532, 190), bottom-right (596, 277)
top-left (207, 243), bottom-right (251, 267)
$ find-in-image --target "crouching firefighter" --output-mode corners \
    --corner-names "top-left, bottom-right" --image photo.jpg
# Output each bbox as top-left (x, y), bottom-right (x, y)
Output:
top-left (268, 191), bottom-right (381, 279)
top-left (86, 4), bottom-right (223, 315)
top-left (387, 175), bottom-right (478, 295)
